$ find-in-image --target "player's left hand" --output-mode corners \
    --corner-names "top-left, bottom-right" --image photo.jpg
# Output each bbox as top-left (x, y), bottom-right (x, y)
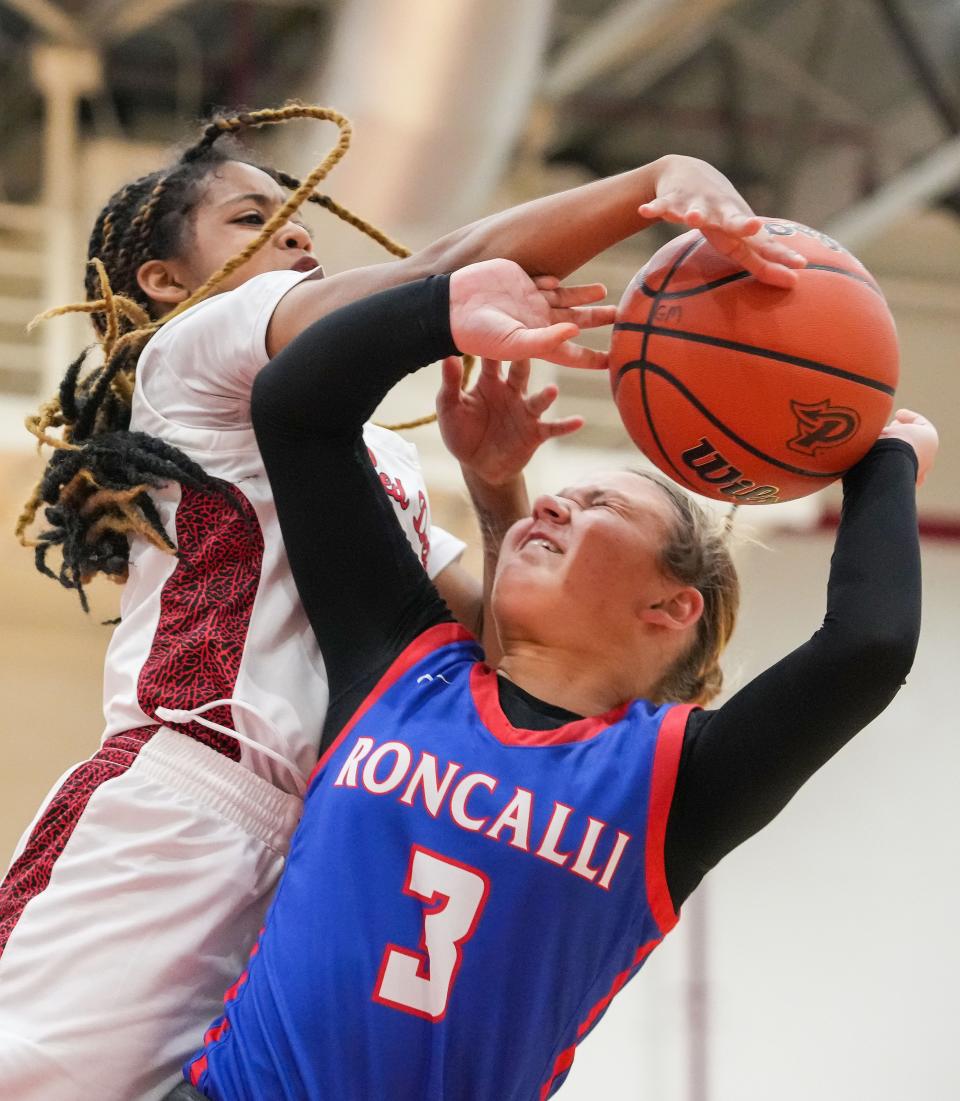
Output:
top-left (879, 408), bottom-right (938, 486)
top-left (639, 155), bottom-right (807, 289)
top-left (449, 260), bottom-right (612, 370)
top-left (437, 356), bottom-right (583, 486)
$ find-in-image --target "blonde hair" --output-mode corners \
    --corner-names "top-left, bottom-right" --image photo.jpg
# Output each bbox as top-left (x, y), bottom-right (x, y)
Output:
top-left (638, 472), bottom-right (740, 705)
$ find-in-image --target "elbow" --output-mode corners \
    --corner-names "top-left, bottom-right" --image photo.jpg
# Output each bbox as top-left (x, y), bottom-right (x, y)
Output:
top-left (251, 358), bottom-right (329, 438)
top-left (868, 633), bottom-right (918, 690)
top-left (250, 364), bottom-right (294, 434)
top-left (250, 366), bottom-right (276, 428)
top-left (838, 623), bottom-right (919, 694)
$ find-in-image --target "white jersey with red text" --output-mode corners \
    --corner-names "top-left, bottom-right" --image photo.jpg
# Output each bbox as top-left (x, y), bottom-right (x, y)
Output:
top-left (0, 268), bottom-right (465, 1101)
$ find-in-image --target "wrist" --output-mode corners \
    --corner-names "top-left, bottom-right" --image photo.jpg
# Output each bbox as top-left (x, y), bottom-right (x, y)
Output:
top-left (462, 463), bottom-right (523, 492)
top-left (462, 465), bottom-right (529, 514)
top-left (632, 157), bottom-right (671, 207)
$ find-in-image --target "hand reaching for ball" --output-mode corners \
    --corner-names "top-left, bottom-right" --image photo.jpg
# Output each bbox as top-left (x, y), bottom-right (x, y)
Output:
top-left (638, 155), bottom-right (807, 289)
top-left (880, 410), bottom-right (938, 486)
top-left (448, 260), bottom-right (613, 371)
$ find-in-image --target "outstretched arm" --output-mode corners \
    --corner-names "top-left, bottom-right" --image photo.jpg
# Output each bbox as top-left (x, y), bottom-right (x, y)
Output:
top-left (267, 155), bottom-right (807, 356)
top-left (252, 261), bottom-right (607, 746)
top-left (665, 418), bottom-right (933, 909)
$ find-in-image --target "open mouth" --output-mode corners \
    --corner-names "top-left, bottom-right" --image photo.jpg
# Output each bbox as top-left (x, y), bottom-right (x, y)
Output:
top-left (291, 256), bottom-right (319, 272)
top-left (524, 534), bottom-right (562, 554)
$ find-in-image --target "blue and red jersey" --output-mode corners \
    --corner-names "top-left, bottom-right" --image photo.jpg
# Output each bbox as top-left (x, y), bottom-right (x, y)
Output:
top-left (187, 623), bottom-right (691, 1101)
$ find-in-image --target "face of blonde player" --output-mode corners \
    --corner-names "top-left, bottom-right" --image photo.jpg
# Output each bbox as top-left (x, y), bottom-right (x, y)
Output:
top-left (138, 161), bottom-right (318, 309)
top-left (493, 470), bottom-right (681, 655)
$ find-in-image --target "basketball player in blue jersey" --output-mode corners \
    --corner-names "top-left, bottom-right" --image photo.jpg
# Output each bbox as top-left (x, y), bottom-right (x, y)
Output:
top-left (167, 258), bottom-right (934, 1101)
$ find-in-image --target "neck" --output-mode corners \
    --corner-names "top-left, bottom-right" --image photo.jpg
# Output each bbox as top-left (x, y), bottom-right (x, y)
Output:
top-left (496, 641), bottom-right (662, 718)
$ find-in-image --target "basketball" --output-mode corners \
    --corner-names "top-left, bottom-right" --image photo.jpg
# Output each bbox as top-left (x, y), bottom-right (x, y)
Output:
top-left (608, 221), bottom-right (899, 504)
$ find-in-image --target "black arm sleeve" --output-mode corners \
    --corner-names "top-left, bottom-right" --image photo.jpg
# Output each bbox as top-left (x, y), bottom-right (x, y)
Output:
top-left (664, 439), bottom-right (921, 908)
top-left (251, 276), bottom-right (460, 751)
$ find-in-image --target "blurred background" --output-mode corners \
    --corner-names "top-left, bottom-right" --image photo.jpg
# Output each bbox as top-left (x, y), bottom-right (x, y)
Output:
top-left (0, 1), bottom-right (957, 1098)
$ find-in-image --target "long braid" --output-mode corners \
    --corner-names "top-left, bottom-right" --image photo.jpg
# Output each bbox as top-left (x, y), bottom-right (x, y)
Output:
top-left (159, 106), bottom-right (355, 325)
top-left (31, 431), bottom-right (239, 612)
top-left (19, 102), bottom-right (422, 610)
top-left (267, 168), bottom-right (411, 259)
top-left (261, 165), bottom-right (476, 428)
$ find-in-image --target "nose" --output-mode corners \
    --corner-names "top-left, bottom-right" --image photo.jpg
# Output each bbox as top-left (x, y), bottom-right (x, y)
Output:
top-left (532, 494), bottom-right (571, 524)
top-left (276, 219), bottom-right (312, 252)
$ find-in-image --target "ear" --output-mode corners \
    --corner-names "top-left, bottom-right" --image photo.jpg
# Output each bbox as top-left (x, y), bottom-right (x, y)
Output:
top-left (638, 585), bottom-right (704, 631)
top-left (136, 258), bottom-right (189, 307)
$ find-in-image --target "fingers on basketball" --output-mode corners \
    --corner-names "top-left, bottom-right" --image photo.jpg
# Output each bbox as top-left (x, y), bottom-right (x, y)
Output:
top-left (608, 225), bottom-right (899, 503)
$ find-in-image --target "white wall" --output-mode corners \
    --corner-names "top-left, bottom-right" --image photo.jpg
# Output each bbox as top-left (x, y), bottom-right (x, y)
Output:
top-left (560, 534), bottom-right (960, 1101)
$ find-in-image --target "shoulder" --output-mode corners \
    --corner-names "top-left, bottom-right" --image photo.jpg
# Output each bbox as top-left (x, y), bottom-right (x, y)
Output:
top-left (149, 270), bottom-right (310, 356)
top-left (137, 270), bottom-right (326, 404)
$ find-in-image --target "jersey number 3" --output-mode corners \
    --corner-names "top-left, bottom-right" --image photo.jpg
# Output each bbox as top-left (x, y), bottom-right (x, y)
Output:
top-left (373, 844), bottom-right (490, 1021)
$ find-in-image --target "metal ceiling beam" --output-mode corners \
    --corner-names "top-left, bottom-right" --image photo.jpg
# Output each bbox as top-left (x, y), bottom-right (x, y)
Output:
top-left (718, 17), bottom-right (872, 131)
top-left (824, 132), bottom-right (960, 249)
top-left (1, 0), bottom-right (198, 47)
top-left (96, 0), bottom-right (199, 43)
top-left (767, 0), bottom-right (845, 215)
top-left (873, 0), bottom-right (960, 133)
top-left (542, 0), bottom-right (744, 101)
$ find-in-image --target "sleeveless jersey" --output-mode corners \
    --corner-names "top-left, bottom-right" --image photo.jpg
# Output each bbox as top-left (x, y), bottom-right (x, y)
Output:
top-left (187, 623), bottom-right (691, 1101)
top-left (101, 268), bottom-right (464, 789)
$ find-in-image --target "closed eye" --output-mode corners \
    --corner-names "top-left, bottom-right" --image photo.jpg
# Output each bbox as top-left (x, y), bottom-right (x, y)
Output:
top-left (590, 495), bottom-right (631, 516)
top-left (557, 488), bottom-right (628, 513)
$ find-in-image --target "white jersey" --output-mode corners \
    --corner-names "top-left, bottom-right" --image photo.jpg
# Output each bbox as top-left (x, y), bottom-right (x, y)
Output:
top-left (103, 266), bottom-right (463, 790)
top-left (0, 267), bottom-right (465, 1100)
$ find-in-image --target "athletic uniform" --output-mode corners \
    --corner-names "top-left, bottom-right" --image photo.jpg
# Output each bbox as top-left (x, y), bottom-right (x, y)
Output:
top-left (171, 275), bottom-right (921, 1099)
top-left (0, 268), bottom-right (464, 1101)
top-left (189, 629), bottom-right (693, 1101)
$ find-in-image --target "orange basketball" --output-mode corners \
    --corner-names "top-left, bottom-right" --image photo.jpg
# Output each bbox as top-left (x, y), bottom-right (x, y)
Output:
top-left (608, 221), bottom-right (899, 504)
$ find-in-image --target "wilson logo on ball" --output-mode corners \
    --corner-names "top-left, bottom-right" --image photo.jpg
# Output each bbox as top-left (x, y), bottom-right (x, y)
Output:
top-left (787, 400), bottom-right (860, 456)
top-left (680, 438), bottom-right (781, 503)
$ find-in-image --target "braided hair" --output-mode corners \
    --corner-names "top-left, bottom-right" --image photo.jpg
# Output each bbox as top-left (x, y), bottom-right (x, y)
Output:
top-left (17, 104), bottom-right (416, 612)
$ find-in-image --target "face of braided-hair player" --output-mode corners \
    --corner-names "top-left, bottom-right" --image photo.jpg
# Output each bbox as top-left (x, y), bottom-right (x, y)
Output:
top-left (132, 158), bottom-right (318, 316)
top-left (17, 105), bottom-right (402, 612)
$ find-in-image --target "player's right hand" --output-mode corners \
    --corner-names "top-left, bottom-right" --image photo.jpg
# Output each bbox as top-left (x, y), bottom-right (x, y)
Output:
top-left (638, 155), bottom-right (807, 289)
top-left (448, 260), bottom-right (611, 370)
